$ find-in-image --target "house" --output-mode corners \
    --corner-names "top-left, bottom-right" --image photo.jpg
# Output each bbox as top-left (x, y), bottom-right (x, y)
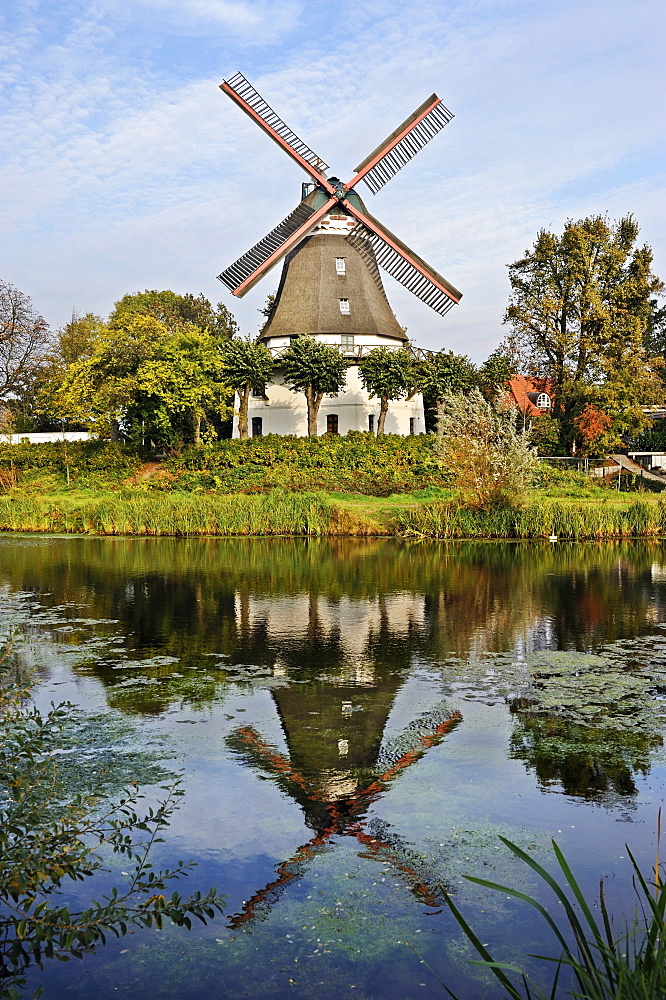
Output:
top-left (507, 376), bottom-right (554, 418)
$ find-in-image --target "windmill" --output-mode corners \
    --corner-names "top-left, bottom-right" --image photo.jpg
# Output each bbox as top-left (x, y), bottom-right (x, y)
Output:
top-left (218, 73), bottom-right (462, 437)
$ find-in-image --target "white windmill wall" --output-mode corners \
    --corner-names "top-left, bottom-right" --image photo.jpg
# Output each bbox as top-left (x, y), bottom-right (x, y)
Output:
top-left (234, 357), bottom-right (425, 438)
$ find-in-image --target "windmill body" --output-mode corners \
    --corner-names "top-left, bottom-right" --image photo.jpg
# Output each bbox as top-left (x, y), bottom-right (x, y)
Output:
top-left (219, 74), bottom-right (462, 438)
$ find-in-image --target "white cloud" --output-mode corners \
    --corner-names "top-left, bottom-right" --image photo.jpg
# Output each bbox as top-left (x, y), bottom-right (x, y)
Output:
top-left (0, 0), bottom-right (664, 360)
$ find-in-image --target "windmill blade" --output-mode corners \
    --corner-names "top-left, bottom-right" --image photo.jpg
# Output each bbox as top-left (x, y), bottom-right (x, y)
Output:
top-left (221, 72), bottom-right (333, 189)
top-left (347, 95), bottom-right (453, 196)
top-left (219, 195), bottom-right (337, 296)
top-left (343, 201), bottom-right (462, 317)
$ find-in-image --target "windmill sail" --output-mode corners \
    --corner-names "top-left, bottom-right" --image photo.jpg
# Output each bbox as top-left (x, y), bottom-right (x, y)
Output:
top-left (219, 199), bottom-right (337, 296)
top-left (349, 95), bottom-right (453, 195)
top-left (222, 72), bottom-right (329, 178)
top-left (346, 208), bottom-right (462, 318)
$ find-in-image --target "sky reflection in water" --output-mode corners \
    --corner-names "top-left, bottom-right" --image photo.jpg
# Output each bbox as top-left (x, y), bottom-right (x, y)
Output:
top-left (3, 536), bottom-right (666, 999)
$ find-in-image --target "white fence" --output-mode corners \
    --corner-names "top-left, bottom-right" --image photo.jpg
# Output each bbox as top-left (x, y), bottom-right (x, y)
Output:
top-left (0, 432), bottom-right (92, 445)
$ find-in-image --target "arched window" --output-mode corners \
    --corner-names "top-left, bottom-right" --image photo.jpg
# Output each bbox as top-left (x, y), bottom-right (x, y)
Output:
top-left (536, 392), bottom-right (551, 409)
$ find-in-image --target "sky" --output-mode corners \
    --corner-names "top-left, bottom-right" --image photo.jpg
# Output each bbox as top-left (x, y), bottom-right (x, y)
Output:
top-left (1, 0), bottom-right (664, 361)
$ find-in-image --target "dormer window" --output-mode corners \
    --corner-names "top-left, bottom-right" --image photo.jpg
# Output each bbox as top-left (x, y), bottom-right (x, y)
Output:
top-left (339, 298), bottom-right (350, 315)
top-left (536, 392), bottom-right (551, 409)
top-left (335, 257), bottom-right (346, 275)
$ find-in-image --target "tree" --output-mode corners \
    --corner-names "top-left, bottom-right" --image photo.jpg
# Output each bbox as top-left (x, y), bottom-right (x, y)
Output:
top-left (0, 281), bottom-right (52, 403)
top-left (220, 339), bottom-right (274, 440)
top-left (0, 641), bottom-right (224, 994)
top-left (478, 348), bottom-right (515, 400)
top-left (110, 290), bottom-right (237, 342)
top-left (414, 350), bottom-right (477, 431)
top-left (503, 215), bottom-right (663, 452)
top-left (358, 348), bottom-right (414, 435)
top-left (281, 337), bottom-right (348, 436)
top-left (46, 316), bottom-right (229, 448)
top-left (437, 388), bottom-right (537, 508)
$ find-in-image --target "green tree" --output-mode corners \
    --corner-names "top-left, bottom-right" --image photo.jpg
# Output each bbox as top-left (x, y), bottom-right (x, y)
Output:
top-left (46, 317), bottom-right (229, 448)
top-left (110, 290), bottom-right (237, 341)
top-left (415, 350), bottom-right (477, 431)
top-left (359, 347), bottom-right (415, 435)
top-left (220, 338), bottom-right (274, 440)
top-left (281, 337), bottom-right (348, 437)
top-left (0, 642), bottom-right (224, 994)
top-left (437, 388), bottom-right (537, 508)
top-left (503, 214), bottom-right (663, 452)
top-left (478, 348), bottom-right (515, 400)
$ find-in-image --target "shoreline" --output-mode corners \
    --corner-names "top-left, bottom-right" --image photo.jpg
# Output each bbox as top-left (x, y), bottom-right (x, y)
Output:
top-left (1, 491), bottom-right (666, 539)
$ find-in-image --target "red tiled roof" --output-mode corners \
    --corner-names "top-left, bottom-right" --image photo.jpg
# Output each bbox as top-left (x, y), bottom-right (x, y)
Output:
top-left (507, 376), bottom-right (555, 416)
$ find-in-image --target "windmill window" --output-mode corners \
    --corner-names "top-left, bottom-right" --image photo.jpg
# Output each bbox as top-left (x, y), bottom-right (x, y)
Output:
top-left (252, 386), bottom-right (266, 398)
top-left (251, 417), bottom-right (263, 437)
top-left (409, 417), bottom-right (415, 436)
top-left (341, 334), bottom-right (355, 353)
top-left (368, 414), bottom-right (374, 433)
top-left (536, 393), bottom-right (552, 409)
top-left (336, 257), bottom-right (346, 275)
top-left (339, 298), bottom-right (350, 315)
top-left (327, 414), bottom-right (339, 435)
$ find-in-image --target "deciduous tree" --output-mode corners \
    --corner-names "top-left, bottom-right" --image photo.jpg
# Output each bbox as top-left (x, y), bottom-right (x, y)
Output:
top-left (0, 280), bottom-right (52, 402)
top-left (503, 215), bottom-right (663, 452)
top-left (359, 348), bottom-right (414, 435)
top-left (220, 339), bottom-right (274, 440)
top-left (281, 337), bottom-right (348, 437)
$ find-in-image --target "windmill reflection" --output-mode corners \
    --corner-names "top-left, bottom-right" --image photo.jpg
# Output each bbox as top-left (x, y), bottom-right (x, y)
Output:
top-left (225, 698), bottom-right (461, 929)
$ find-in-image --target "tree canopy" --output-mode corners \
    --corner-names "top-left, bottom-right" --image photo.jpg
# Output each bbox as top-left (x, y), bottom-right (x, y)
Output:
top-left (281, 337), bottom-right (348, 436)
top-left (220, 338), bottom-right (274, 440)
top-left (0, 280), bottom-right (52, 404)
top-left (503, 214), bottom-right (664, 452)
top-left (359, 348), bottom-right (414, 435)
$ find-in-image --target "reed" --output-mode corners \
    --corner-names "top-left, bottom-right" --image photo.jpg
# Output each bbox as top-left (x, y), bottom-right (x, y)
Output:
top-left (0, 492), bottom-right (353, 537)
top-left (434, 827), bottom-right (666, 1000)
top-left (396, 499), bottom-right (666, 539)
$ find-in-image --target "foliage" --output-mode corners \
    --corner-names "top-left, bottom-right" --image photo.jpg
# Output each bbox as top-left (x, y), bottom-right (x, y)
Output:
top-left (220, 338), bottom-right (274, 440)
top-left (574, 404), bottom-right (614, 456)
top-left (43, 316), bottom-right (229, 449)
top-left (412, 350), bottom-right (477, 432)
top-left (529, 415), bottom-right (564, 457)
top-left (436, 389), bottom-right (538, 508)
top-left (0, 643), bottom-right (224, 995)
top-left (396, 497), bottom-right (666, 538)
top-left (503, 214), bottom-right (664, 452)
top-left (0, 282), bottom-right (53, 429)
top-left (167, 432), bottom-right (448, 496)
top-left (440, 834), bottom-right (666, 1000)
top-left (634, 417), bottom-right (666, 453)
top-left (281, 337), bottom-right (349, 436)
top-left (478, 349), bottom-right (515, 400)
top-left (109, 289), bottom-right (237, 341)
top-left (358, 348), bottom-right (415, 434)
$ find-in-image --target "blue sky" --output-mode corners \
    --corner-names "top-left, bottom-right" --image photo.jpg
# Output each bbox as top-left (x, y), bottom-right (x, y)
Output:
top-left (1, 0), bottom-right (664, 360)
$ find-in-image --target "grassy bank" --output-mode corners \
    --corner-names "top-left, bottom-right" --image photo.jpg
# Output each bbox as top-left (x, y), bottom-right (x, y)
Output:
top-left (396, 497), bottom-right (666, 539)
top-left (0, 491), bottom-right (665, 538)
top-left (0, 491), bottom-right (384, 536)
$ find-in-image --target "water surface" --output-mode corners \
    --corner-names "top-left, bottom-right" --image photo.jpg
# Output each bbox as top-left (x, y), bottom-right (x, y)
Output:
top-left (3, 536), bottom-right (666, 999)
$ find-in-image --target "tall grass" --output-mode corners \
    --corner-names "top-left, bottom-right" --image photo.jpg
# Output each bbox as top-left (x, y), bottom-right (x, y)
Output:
top-left (396, 499), bottom-right (666, 539)
top-left (435, 829), bottom-right (666, 1000)
top-left (0, 492), bottom-right (363, 536)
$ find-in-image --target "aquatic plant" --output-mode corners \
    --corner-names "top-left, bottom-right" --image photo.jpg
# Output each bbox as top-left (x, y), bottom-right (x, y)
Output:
top-left (0, 639), bottom-right (224, 995)
top-left (434, 832), bottom-right (666, 1000)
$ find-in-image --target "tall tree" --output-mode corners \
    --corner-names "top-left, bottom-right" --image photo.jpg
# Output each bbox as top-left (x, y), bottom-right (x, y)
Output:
top-left (281, 337), bottom-right (348, 437)
top-left (359, 348), bottom-right (415, 435)
top-left (415, 350), bottom-right (477, 430)
top-left (478, 349), bottom-right (515, 400)
top-left (503, 214), bottom-right (663, 452)
top-left (220, 339), bottom-right (274, 440)
top-left (0, 280), bottom-right (52, 402)
top-left (110, 290), bottom-right (237, 341)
